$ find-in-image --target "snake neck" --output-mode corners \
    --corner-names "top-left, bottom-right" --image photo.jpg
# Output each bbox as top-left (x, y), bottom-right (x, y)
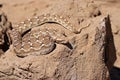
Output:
top-left (10, 29), bottom-right (22, 51)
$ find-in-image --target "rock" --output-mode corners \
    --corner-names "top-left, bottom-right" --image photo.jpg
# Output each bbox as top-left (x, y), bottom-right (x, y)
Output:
top-left (0, 12), bottom-right (12, 55)
top-left (0, 0), bottom-right (116, 80)
top-left (0, 16), bottom-right (110, 80)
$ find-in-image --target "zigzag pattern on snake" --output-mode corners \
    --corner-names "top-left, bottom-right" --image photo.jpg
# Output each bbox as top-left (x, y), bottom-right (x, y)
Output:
top-left (9, 14), bottom-right (75, 57)
top-left (15, 14), bottom-right (78, 34)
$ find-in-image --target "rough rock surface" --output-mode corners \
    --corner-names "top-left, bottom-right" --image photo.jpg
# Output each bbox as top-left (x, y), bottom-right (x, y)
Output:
top-left (0, 16), bottom-right (109, 80)
top-left (0, 12), bottom-right (11, 56)
top-left (0, 0), bottom-right (119, 80)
